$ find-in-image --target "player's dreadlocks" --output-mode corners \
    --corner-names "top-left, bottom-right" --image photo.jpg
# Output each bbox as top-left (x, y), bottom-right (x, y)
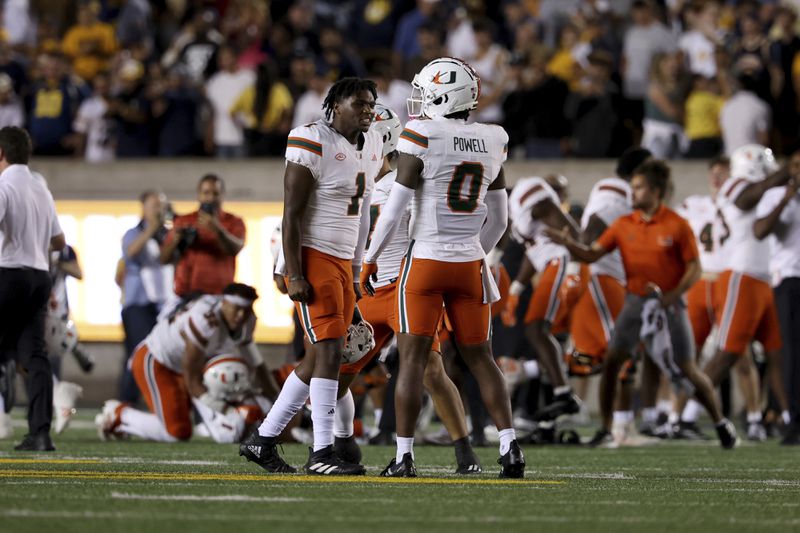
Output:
top-left (322, 77), bottom-right (378, 122)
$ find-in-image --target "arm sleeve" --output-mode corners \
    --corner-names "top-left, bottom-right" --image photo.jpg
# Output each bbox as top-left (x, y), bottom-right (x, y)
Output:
top-left (352, 189), bottom-right (373, 273)
top-left (365, 182), bottom-right (415, 263)
top-left (596, 222), bottom-right (619, 252)
top-left (480, 189), bottom-right (508, 253)
top-left (285, 125), bottom-right (323, 180)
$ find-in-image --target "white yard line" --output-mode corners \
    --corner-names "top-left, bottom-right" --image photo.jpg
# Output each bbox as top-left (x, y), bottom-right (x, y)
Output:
top-left (110, 492), bottom-right (303, 503)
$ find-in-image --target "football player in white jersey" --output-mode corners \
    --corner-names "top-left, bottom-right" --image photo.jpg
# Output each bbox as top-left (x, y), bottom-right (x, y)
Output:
top-left (503, 175), bottom-right (582, 422)
top-left (95, 283), bottom-right (278, 443)
top-left (361, 57), bottom-right (524, 478)
top-left (702, 145), bottom-right (793, 432)
top-left (241, 78), bottom-right (383, 476)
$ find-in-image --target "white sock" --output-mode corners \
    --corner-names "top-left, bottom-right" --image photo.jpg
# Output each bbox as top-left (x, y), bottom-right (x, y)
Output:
top-left (523, 360), bottom-right (539, 379)
top-left (657, 399), bottom-right (672, 414)
top-left (642, 407), bottom-right (659, 424)
top-left (119, 407), bottom-right (177, 442)
top-left (334, 389), bottom-right (355, 438)
top-left (782, 410), bottom-right (792, 426)
top-left (747, 411), bottom-right (762, 424)
top-left (396, 436), bottom-right (414, 463)
top-left (310, 377), bottom-right (338, 452)
top-left (613, 410), bottom-right (633, 425)
top-left (498, 427), bottom-right (516, 455)
top-left (258, 371), bottom-right (310, 438)
top-left (553, 385), bottom-right (571, 396)
top-left (668, 411), bottom-right (680, 425)
top-left (681, 400), bottom-right (701, 423)
top-left (374, 408), bottom-right (383, 428)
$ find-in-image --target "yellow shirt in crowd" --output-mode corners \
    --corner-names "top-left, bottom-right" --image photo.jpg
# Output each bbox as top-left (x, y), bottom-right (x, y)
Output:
top-left (684, 90), bottom-right (724, 140)
top-left (547, 49), bottom-right (579, 90)
top-left (231, 83), bottom-right (293, 132)
top-left (62, 23), bottom-right (117, 81)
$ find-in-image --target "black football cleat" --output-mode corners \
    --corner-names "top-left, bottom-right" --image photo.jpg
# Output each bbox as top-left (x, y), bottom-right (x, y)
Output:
top-left (239, 432), bottom-right (296, 473)
top-left (380, 453), bottom-right (417, 477)
top-left (532, 392), bottom-right (582, 422)
top-left (498, 440), bottom-right (525, 479)
top-left (716, 419), bottom-right (739, 450)
top-left (455, 447), bottom-right (482, 475)
top-left (333, 435), bottom-right (362, 464)
top-left (305, 445), bottom-right (366, 476)
top-left (14, 432), bottom-right (55, 452)
top-left (586, 429), bottom-right (615, 448)
top-left (673, 421), bottom-right (711, 441)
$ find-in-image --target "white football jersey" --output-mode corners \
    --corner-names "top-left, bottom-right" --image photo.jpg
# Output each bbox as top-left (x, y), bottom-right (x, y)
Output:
top-left (508, 177), bottom-right (568, 272)
top-left (581, 177), bottom-right (631, 282)
top-left (715, 177), bottom-right (770, 278)
top-left (370, 170), bottom-right (410, 288)
top-left (677, 194), bottom-right (723, 274)
top-left (286, 120), bottom-right (384, 260)
top-left (145, 295), bottom-right (259, 373)
top-left (397, 117), bottom-right (508, 262)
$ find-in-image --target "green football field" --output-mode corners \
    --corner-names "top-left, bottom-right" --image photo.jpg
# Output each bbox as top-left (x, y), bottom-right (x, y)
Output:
top-left (1, 415), bottom-right (798, 533)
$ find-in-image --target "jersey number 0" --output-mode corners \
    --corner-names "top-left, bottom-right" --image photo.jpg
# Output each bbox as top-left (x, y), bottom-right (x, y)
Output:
top-left (447, 162), bottom-right (484, 213)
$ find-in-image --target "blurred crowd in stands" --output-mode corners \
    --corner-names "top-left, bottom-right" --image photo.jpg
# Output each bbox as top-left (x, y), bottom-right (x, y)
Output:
top-left (2, 0), bottom-right (800, 161)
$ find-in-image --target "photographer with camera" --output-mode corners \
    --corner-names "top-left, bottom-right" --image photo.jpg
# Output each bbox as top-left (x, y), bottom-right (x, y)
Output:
top-left (120, 190), bottom-right (173, 404)
top-left (159, 174), bottom-right (245, 298)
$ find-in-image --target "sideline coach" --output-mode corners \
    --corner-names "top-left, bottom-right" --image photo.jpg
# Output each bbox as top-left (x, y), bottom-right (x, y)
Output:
top-left (0, 126), bottom-right (65, 451)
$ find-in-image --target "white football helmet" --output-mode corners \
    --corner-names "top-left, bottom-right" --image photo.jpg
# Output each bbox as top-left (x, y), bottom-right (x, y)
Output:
top-left (730, 144), bottom-right (779, 181)
top-left (45, 316), bottom-right (78, 358)
top-left (371, 104), bottom-right (403, 157)
top-left (341, 307), bottom-right (376, 365)
top-left (407, 57), bottom-right (481, 119)
top-left (202, 354), bottom-right (253, 403)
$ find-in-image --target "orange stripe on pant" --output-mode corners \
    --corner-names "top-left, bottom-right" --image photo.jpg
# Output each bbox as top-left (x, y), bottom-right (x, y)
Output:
top-left (130, 343), bottom-right (193, 440)
top-left (715, 270), bottom-right (782, 354)
top-left (570, 273), bottom-right (626, 357)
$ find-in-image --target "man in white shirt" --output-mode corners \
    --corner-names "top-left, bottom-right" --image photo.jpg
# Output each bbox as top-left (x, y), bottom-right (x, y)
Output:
top-left (720, 75), bottom-right (771, 155)
top-left (204, 46), bottom-right (254, 158)
top-left (755, 156), bottom-right (800, 445)
top-left (73, 72), bottom-right (115, 163)
top-left (622, 0), bottom-right (678, 101)
top-left (0, 126), bottom-right (65, 451)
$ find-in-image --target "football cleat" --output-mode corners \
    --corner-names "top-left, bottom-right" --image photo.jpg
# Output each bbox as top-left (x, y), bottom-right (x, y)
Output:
top-left (14, 432), bottom-right (55, 451)
top-left (455, 449), bottom-right (482, 475)
top-left (673, 421), bottom-right (711, 441)
top-left (333, 435), bottom-right (362, 465)
top-left (746, 422), bottom-right (767, 442)
top-left (305, 445), bottom-right (366, 476)
top-left (380, 453), bottom-right (417, 478)
top-left (54, 381), bottom-right (83, 434)
top-left (94, 399), bottom-right (125, 441)
top-left (497, 440), bottom-right (525, 478)
top-left (716, 419), bottom-right (739, 450)
top-left (586, 429), bottom-right (616, 448)
top-left (239, 432), bottom-right (297, 473)
top-left (532, 392), bottom-right (582, 422)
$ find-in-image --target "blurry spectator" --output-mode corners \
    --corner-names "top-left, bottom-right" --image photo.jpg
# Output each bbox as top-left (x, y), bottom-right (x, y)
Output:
top-left (162, 9), bottom-right (223, 84)
top-left (503, 50), bottom-right (569, 158)
top-left (292, 63), bottom-right (328, 128)
top-left (231, 60), bottom-right (293, 156)
top-left (223, 1), bottom-right (269, 70)
top-left (120, 190), bottom-right (173, 404)
top-left (0, 74), bottom-right (24, 129)
top-left (622, 0), bottom-right (677, 130)
top-left (446, 5), bottom-right (477, 62)
top-left (0, 41), bottom-right (28, 96)
top-left (720, 74), bottom-right (771, 155)
top-left (683, 75), bottom-right (724, 158)
top-left (393, 0), bottom-right (441, 72)
top-left (471, 19), bottom-right (509, 124)
top-left (283, 0), bottom-right (320, 54)
top-left (160, 174), bottom-right (245, 298)
top-left (61, 1), bottom-right (118, 82)
top-left (509, 18), bottom-right (545, 60)
top-left (106, 59), bottom-right (151, 157)
top-left (548, 23), bottom-right (584, 91)
top-left (115, 0), bottom-right (153, 49)
top-left (151, 68), bottom-right (202, 156)
top-left (371, 64), bottom-right (412, 125)
top-left (350, 0), bottom-right (398, 66)
top-left (205, 46), bottom-right (255, 159)
top-left (641, 52), bottom-right (685, 159)
top-left (3, 0), bottom-right (36, 47)
top-left (770, 6), bottom-right (800, 153)
top-left (287, 52), bottom-right (316, 100)
top-left (73, 71), bottom-right (115, 162)
top-left (27, 53), bottom-right (86, 156)
top-left (679, 0), bottom-right (723, 78)
top-left (404, 21), bottom-right (445, 81)
top-left (317, 25), bottom-right (366, 80)
top-left (565, 50), bottom-right (620, 157)
top-left (731, 12), bottom-right (774, 105)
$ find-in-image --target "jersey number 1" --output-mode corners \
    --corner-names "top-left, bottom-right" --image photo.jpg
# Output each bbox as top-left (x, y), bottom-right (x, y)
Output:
top-left (447, 162), bottom-right (484, 213)
top-left (347, 172), bottom-right (366, 216)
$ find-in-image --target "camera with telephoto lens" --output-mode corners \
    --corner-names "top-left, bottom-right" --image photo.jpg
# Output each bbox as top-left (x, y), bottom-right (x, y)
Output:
top-left (176, 227), bottom-right (198, 253)
top-left (200, 202), bottom-right (217, 215)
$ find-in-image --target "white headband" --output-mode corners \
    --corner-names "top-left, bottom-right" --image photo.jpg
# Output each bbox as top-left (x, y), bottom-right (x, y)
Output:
top-left (223, 294), bottom-right (255, 307)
